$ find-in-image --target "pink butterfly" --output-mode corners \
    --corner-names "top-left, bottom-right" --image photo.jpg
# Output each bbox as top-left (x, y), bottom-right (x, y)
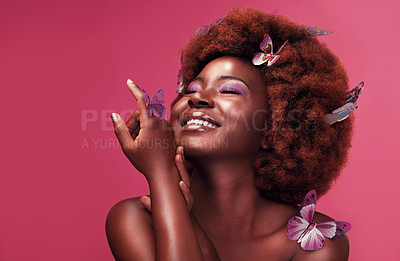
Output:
top-left (252, 34), bottom-right (288, 66)
top-left (142, 88), bottom-right (166, 119)
top-left (287, 190), bottom-right (351, 251)
top-left (324, 81), bottom-right (364, 125)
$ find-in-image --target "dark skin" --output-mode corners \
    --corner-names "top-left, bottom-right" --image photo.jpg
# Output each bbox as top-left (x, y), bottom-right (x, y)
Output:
top-left (107, 56), bottom-right (350, 261)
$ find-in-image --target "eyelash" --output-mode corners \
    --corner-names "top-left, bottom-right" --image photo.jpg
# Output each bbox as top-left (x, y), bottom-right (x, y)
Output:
top-left (185, 83), bottom-right (202, 94)
top-left (219, 84), bottom-right (247, 97)
top-left (185, 83), bottom-right (247, 97)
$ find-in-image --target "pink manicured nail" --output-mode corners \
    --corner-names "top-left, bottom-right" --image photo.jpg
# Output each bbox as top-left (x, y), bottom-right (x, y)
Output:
top-left (127, 79), bottom-right (134, 85)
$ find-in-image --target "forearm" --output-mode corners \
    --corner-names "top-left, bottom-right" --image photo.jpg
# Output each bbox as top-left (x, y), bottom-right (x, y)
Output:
top-left (147, 168), bottom-right (204, 261)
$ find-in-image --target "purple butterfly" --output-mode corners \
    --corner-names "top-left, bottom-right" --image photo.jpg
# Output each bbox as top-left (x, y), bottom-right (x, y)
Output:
top-left (287, 190), bottom-right (351, 251)
top-left (142, 88), bottom-right (166, 119)
top-left (252, 34), bottom-right (288, 66)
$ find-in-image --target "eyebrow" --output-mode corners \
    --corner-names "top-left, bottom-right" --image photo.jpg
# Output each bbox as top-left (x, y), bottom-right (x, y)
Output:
top-left (192, 76), bottom-right (250, 88)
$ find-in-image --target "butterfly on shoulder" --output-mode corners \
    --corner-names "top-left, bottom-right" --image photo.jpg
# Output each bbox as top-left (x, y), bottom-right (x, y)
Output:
top-left (142, 88), bottom-right (166, 120)
top-left (287, 190), bottom-right (351, 251)
top-left (252, 34), bottom-right (288, 66)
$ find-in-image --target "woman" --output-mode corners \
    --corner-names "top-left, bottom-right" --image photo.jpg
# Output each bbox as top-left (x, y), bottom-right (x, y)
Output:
top-left (106, 8), bottom-right (353, 261)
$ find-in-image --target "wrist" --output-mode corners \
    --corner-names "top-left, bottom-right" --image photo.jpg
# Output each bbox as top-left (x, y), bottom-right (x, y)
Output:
top-left (145, 164), bottom-right (180, 184)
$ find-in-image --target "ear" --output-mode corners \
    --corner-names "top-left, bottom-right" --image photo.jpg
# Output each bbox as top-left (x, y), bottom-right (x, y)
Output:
top-left (261, 130), bottom-right (271, 150)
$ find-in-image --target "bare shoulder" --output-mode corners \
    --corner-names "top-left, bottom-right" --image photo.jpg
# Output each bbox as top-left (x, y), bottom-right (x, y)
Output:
top-left (292, 212), bottom-right (350, 261)
top-left (106, 197), bottom-right (154, 261)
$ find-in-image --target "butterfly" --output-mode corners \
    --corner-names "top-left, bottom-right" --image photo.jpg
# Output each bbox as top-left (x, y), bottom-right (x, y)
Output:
top-left (142, 88), bottom-right (166, 119)
top-left (252, 34), bottom-right (288, 66)
top-left (324, 81), bottom-right (364, 125)
top-left (287, 190), bottom-right (351, 251)
top-left (301, 25), bottom-right (332, 36)
top-left (176, 69), bottom-right (184, 94)
top-left (194, 17), bottom-right (224, 36)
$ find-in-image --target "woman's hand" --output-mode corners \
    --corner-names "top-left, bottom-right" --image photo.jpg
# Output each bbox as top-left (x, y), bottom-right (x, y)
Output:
top-left (111, 79), bottom-right (176, 178)
top-left (140, 146), bottom-right (194, 211)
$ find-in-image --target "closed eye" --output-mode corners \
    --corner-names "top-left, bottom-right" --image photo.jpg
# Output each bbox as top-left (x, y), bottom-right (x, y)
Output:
top-left (185, 83), bottom-right (202, 94)
top-left (219, 83), bottom-right (247, 97)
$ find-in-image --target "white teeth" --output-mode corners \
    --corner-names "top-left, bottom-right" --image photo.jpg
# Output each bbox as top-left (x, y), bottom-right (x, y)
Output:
top-left (185, 119), bottom-right (216, 128)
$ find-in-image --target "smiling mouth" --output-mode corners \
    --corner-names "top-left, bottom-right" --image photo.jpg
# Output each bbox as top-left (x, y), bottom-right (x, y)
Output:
top-left (181, 112), bottom-right (221, 130)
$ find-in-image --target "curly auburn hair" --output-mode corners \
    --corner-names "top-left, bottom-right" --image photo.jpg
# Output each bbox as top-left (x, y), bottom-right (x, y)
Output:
top-left (175, 8), bottom-right (353, 204)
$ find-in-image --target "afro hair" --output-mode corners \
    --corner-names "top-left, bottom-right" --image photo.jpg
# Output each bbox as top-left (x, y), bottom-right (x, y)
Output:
top-left (176, 8), bottom-right (353, 204)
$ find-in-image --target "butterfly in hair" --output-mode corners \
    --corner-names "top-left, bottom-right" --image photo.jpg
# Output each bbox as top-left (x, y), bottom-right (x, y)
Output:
top-left (142, 88), bottom-right (166, 119)
top-left (301, 25), bottom-right (332, 36)
top-left (252, 34), bottom-right (288, 66)
top-left (324, 81), bottom-right (364, 125)
top-left (287, 190), bottom-right (351, 251)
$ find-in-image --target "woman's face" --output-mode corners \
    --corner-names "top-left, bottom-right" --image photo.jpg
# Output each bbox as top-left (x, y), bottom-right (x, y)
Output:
top-left (171, 56), bottom-right (268, 159)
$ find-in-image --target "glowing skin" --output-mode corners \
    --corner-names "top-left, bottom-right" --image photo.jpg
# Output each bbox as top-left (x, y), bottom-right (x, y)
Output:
top-left (171, 56), bottom-right (268, 159)
top-left (107, 56), bottom-right (350, 261)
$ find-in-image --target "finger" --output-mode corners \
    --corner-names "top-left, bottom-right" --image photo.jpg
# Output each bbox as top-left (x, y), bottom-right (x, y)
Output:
top-left (175, 147), bottom-right (191, 187)
top-left (140, 195), bottom-right (151, 212)
top-left (126, 110), bottom-right (140, 136)
top-left (179, 181), bottom-right (194, 210)
top-left (126, 79), bottom-right (150, 123)
top-left (111, 113), bottom-right (135, 151)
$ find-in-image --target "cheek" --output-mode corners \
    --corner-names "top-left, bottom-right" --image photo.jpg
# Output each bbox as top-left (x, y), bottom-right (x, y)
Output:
top-left (220, 101), bottom-right (266, 131)
top-left (170, 98), bottom-right (186, 124)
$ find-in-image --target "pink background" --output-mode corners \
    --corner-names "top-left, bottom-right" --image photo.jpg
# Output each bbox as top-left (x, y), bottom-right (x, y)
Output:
top-left (1, 0), bottom-right (399, 260)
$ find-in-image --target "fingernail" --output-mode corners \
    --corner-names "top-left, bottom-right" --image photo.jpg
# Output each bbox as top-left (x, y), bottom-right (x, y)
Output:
top-left (111, 113), bottom-right (119, 122)
top-left (127, 79), bottom-right (134, 85)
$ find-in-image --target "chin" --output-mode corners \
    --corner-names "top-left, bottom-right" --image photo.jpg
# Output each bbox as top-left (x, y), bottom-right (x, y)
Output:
top-left (176, 136), bottom-right (230, 157)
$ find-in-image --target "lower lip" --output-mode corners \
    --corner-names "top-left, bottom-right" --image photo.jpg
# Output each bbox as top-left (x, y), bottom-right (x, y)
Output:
top-left (182, 124), bottom-right (218, 132)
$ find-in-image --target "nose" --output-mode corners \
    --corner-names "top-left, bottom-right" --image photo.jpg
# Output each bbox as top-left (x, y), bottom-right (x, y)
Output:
top-left (188, 89), bottom-right (215, 108)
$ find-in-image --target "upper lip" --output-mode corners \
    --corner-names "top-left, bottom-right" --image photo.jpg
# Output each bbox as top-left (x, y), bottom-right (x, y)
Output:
top-left (180, 111), bottom-right (221, 127)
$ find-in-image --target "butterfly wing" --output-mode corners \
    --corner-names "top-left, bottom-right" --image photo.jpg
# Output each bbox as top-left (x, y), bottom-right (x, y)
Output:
top-left (267, 55), bottom-right (280, 66)
top-left (300, 226), bottom-right (326, 251)
top-left (345, 81), bottom-right (364, 106)
top-left (142, 89), bottom-right (150, 104)
top-left (142, 89), bottom-right (153, 117)
top-left (150, 104), bottom-right (166, 119)
top-left (331, 221), bottom-right (351, 239)
top-left (316, 221), bottom-right (337, 238)
top-left (177, 69), bottom-right (184, 93)
top-left (299, 190), bottom-right (317, 223)
top-left (151, 88), bottom-right (165, 104)
top-left (301, 25), bottom-right (332, 36)
top-left (260, 34), bottom-right (273, 53)
top-left (287, 216), bottom-right (309, 241)
top-left (252, 52), bottom-right (271, 66)
top-left (195, 24), bottom-right (211, 35)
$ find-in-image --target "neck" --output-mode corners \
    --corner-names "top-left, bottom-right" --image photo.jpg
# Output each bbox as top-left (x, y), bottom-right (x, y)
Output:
top-left (190, 157), bottom-right (269, 233)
